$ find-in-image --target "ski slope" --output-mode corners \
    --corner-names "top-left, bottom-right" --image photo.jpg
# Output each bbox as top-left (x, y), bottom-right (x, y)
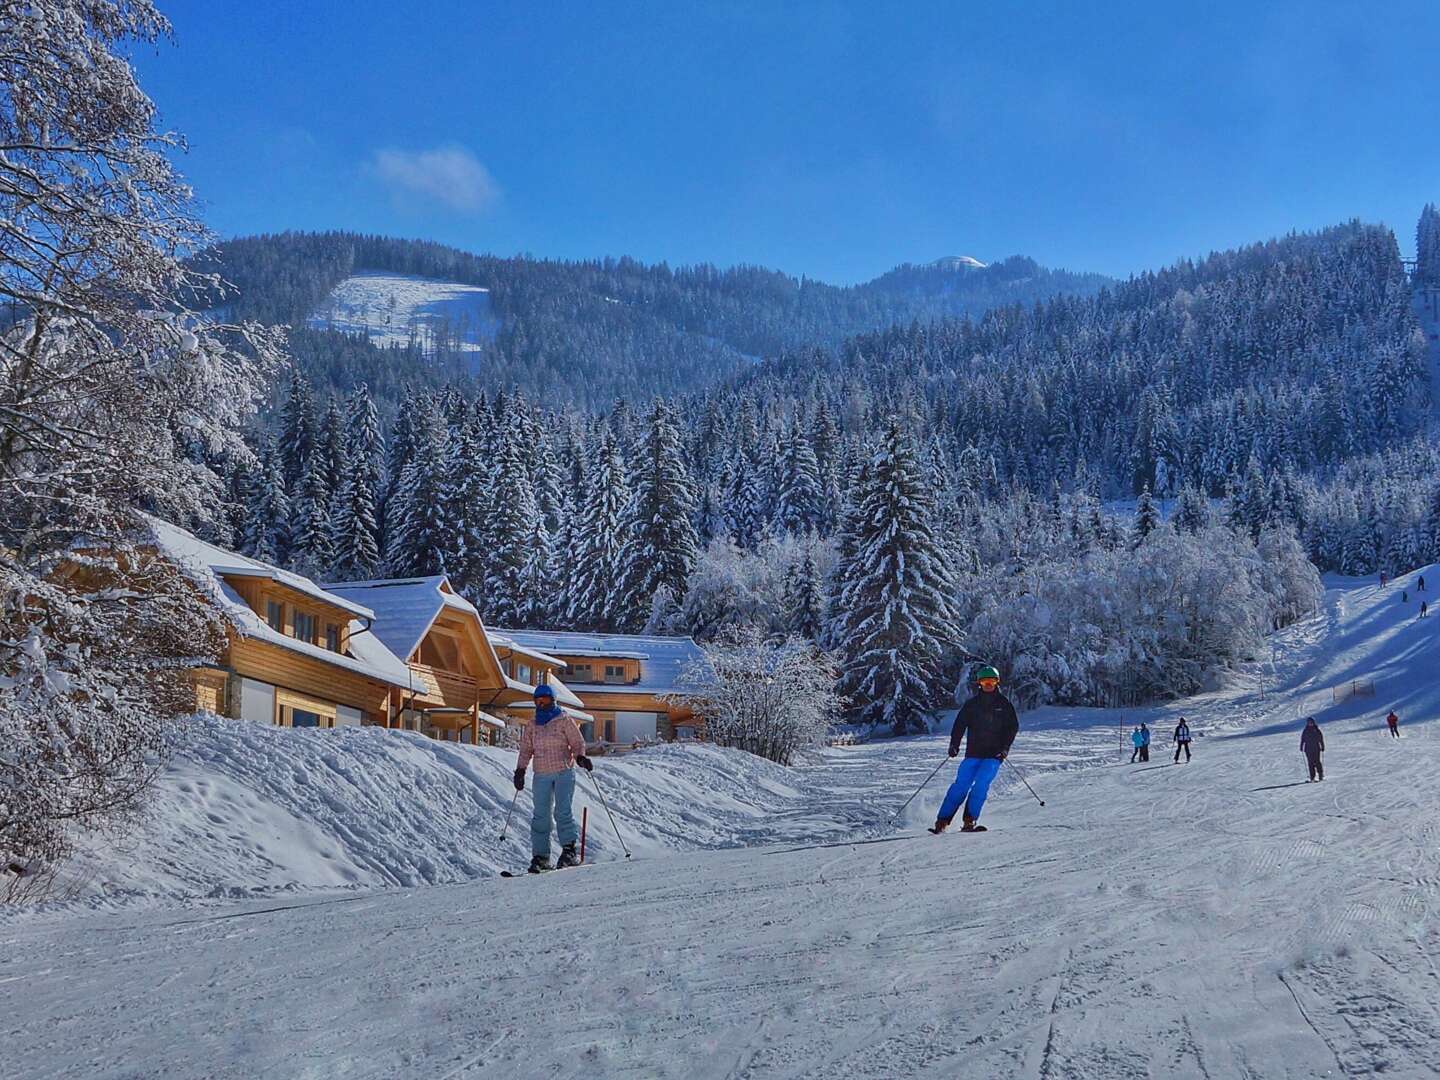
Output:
top-left (4, 569), bottom-right (1440, 1078)
top-left (309, 271), bottom-right (499, 353)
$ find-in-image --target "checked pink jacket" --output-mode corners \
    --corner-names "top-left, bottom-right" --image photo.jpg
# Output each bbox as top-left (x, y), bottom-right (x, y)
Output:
top-left (517, 715), bottom-right (585, 776)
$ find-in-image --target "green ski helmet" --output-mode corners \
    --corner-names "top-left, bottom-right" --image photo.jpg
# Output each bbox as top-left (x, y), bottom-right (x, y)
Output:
top-left (975, 665), bottom-right (1001, 683)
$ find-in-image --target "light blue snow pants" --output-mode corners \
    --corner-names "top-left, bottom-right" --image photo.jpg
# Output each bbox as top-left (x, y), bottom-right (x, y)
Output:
top-left (531, 768), bottom-right (578, 859)
top-left (938, 757), bottom-right (1002, 823)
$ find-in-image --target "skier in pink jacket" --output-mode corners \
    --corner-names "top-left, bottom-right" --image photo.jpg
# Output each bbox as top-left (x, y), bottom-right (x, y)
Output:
top-left (514, 684), bottom-right (592, 873)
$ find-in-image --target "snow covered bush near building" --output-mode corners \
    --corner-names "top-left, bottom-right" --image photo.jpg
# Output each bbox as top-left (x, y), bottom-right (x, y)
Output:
top-left (668, 630), bottom-right (841, 764)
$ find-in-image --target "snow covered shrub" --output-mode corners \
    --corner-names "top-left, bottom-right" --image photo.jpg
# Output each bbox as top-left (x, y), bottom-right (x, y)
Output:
top-left (959, 523), bottom-right (1321, 709)
top-left (0, 1), bottom-right (281, 890)
top-left (667, 630), bottom-right (841, 764)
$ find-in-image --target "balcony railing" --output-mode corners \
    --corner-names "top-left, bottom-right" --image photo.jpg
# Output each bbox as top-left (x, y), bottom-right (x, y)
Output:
top-left (407, 662), bottom-right (480, 705)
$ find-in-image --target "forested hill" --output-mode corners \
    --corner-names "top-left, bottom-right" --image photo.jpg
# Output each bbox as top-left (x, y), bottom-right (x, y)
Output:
top-left (189, 231), bottom-right (1108, 409)
top-left (723, 220), bottom-right (1426, 499)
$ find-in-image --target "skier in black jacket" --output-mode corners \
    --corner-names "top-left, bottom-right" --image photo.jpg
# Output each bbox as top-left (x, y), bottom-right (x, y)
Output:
top-left (1173, 718), bottom-right (1193, 763)
top-left (1300, 717), bottom-right (1325, 781)
top-left (932, 665), bottom-right (1020, 834)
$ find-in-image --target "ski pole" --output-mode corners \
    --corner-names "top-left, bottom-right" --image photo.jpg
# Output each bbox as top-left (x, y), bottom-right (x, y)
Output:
top-left (498, 788), bottom-right (520, 842)
top-left (890, 754), bottom-right (952, 825)
top-left (1003, 757), bottom-right (1046, 807)
top-left (586, 769), bottom-right (631, 859)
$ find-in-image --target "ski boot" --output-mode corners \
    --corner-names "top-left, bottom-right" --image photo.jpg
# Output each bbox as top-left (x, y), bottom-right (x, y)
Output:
top-left (929, 815), bottom-right (953, 835)
top-left (961, 817), bottom-right (987, 833)
top-left (556, 843), bottom-right (581, 869)
top-left (527, 855), bottom-right (553, 874)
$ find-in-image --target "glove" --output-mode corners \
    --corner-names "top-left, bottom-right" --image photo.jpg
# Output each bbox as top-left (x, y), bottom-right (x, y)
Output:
top-left (577, 754), bottom-right (594, 772)
top-left (513, 769), bottom-right (525, 791)
top-left (998, 751), bottom-right (1007, 761)
top-left (948, 747), bottom-right (959, 758)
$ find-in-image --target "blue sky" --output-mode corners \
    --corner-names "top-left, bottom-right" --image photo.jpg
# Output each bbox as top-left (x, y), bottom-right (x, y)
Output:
top-left (136, 1), bottom-right (1440, 284)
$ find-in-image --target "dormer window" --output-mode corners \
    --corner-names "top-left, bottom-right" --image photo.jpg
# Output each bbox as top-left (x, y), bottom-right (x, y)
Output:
top-left (325, 624), bottom-right (341, 653)
top-left (266, 600), bottom-right (284, 632)
top-left (293, 611), bottom-right (318, 645)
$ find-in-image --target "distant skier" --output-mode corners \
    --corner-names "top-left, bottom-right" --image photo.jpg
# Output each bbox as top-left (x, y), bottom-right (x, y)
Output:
top-left (1386, 710), bottom-right (1401, 738)
top-left (1173, 718), bottom-right (1193, 763)
top-left (1140, 722), bottom-right (1151, 761)
top-left (1421, 600), bottom-right (1429, 618)
top-left (1381, 572), bottom-right (1388, 589)
top-left (1300, 717), bottom-right (1325, 781)
top-left (514, 684), bottom-right (593, 873)
top-left (932, 665), bottom-right (1019, 834)
top-left (1130, 726), bottom-right (1145, 763)
top-left (1403, 590), bottom-right (1410, 603)
top-left (1421, 575), bottom-right (1428, 593)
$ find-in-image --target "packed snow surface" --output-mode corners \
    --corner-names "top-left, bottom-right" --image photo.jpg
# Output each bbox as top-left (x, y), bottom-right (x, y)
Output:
top-left (309, 271), bottom-right (498, 352)
top-left (5, 569), bottom-right (1440, 1077)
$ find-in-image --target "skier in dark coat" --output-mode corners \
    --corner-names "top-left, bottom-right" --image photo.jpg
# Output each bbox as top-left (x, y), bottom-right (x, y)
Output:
top-left (1387, 710), bottom-right (1400, 738)
top-left (1300, 717), bottom-right (1325, 781)
top-left (932, 665), bottom-right (1019, 834)
top-left (1173, 718), bottom-right (1193, 763)
top-left (1139, 723), bottom-right (1151, 762)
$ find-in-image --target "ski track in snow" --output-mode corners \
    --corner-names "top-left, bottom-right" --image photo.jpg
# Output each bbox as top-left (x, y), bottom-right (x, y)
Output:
top-left (4, 569), bottom-right (1440, 1077)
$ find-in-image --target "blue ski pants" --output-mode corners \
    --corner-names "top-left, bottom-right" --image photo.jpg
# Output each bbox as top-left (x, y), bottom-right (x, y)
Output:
top-left (531, 768), bottom-right (579, 858)
top-left (939, 757), bottom-right (1002, 823)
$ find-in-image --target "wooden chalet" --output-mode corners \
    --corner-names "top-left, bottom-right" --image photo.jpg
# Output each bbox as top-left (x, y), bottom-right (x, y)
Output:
top-left (490, 630), bottom-right (707, 744)
top-left (324, 577), bottom-right (590, 745)
top-left (151, 519), bottom-right (413, 729)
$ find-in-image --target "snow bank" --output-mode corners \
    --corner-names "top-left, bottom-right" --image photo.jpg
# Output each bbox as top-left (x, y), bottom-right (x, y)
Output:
top-left (54, 716), bottom-right (805, 908)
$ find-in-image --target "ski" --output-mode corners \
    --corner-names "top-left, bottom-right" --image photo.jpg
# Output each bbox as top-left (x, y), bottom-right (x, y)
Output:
top-left (500, 863), bottom-right (594, 877)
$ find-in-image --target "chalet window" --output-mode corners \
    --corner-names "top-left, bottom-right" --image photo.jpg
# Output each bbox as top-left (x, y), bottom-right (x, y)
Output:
top-left (604, 664), bottom-right (627, 684)
top-left (266, 600), bottom-right (284, 632)
top-left (566, 664), bottom-right (594, 683)
top-left (516, 662), bottom-right (532, 683)
top-left (325, 624), bottom-right (341, 653)
top-left (293, 611), bottom-right (318, 644)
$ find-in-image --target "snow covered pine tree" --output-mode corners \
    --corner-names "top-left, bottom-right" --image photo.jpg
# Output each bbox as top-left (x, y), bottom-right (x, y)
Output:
top-left (833, 419), bottom-right (963, 735)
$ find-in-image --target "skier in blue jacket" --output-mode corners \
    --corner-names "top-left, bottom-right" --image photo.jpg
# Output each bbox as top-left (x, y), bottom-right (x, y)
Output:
top-left (1130, 727), bottom-right (1145, 763)
top-left (932, 665), bottom-right (1020, 834)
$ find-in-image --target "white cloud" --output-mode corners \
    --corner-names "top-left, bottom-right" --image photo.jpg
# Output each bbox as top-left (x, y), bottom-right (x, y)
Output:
top-left (369, 144), bottom-right (500, 214)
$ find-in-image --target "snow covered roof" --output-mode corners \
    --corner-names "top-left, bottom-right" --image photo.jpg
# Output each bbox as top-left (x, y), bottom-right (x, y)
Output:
top-left (147, 518), bottom-right (412, 688)
top-left (488, 633), bottom-right (566, 668)
top-left (322, 577), bottom-right (463, 663)
top-left (322, 578), bottom-right (585, 709)
top-left (492, 629), bottom-right (707, 695)
top-left (149, 518), bottom-right (376, 620)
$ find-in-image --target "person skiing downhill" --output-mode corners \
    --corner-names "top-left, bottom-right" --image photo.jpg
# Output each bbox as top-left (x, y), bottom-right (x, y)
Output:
top-left (1130, 726), bottom-right (1145, 763)
top-left (514, 684), bottom-right (593, 873)
top-left (1387, 710), bottom-right (1401, 738)
top-left (1173, 718), bottom-right (1193, 763)
top-left (1301, 717), bottom-right (1325, 781)
top-left (933, 665), bottom-right (1019, 834)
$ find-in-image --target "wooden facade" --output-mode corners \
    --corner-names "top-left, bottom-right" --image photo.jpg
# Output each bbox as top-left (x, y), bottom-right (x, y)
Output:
top-left (385, 603), bottom-right (520, 747)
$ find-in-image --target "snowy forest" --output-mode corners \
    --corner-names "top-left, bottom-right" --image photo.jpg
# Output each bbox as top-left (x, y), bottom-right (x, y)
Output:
top-left (180, 211), bottom-right (1440, 733)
